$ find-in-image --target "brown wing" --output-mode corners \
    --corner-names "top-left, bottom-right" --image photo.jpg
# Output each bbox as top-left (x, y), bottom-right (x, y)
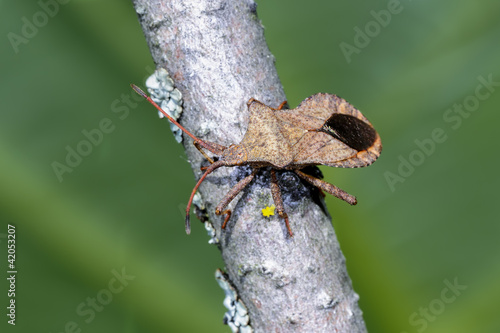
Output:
top-left (274, 93), bottom-right (382, 168)
top-left (238, 100), bottom-right (293, 168)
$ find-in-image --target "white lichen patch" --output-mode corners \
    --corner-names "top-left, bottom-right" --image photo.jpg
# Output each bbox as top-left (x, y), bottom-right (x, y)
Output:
top-left (204, 221), bottom-right (219, 245)
top-left (134, 4), bottom-right (146, 15)
top-left (145, 68), bottom-right (184, 142)
top-left (192, 192), bottom-right (205, 211)
top-left (192, 192), bottom-right (219, 244)
top-left (215, 269), bottom-right (253, 333)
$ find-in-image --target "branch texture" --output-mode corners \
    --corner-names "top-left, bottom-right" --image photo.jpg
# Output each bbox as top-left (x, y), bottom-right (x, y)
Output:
top-left (131, 0), bottom-right (368, 332)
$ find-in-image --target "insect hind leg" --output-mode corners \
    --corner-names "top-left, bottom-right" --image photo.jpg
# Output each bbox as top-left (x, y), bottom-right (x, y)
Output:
top-left (295, 170), bottom-right (357, 205)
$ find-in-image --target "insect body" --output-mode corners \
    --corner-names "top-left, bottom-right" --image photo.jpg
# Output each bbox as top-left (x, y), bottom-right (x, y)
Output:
top-left (131, 84), bottom-right (382, 237)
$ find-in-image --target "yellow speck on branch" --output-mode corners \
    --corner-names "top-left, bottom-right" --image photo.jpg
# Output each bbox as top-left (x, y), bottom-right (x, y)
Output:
top-left (262, 204), bottom-right (276, 217)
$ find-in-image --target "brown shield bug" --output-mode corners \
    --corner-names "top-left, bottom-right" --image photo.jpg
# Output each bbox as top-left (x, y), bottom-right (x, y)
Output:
top-left (131, 84), bottom-right (382, 237)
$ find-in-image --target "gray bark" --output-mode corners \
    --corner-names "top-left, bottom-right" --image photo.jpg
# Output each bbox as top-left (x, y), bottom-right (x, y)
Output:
top-left (131, 0), bottom-right (368, 332)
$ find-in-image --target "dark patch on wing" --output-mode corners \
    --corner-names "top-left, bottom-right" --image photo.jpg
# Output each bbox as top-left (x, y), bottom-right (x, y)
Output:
top-left (319, 114), bottom-right (377, 151)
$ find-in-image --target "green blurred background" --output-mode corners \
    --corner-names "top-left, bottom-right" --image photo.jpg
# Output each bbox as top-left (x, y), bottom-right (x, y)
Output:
top-left (1, 1), bottom-right (499, 332)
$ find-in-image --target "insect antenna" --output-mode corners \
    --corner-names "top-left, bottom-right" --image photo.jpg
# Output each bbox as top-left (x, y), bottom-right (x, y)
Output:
top-left (131, 84), bottom-right (203, 142)
top-left (131, 84), bottom-right (228, 156)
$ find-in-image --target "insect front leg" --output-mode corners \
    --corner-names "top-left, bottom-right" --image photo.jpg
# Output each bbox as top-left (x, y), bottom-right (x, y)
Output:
top-left (185, 160), bottom-right (226, 234)
top-left (294, 170), bottom-right (357, 205)
top-left (194, 141), bottom-right (216, 164)
top-left (270, 169), bottom-right (292, 237)
top-left (193, 140), bottom-right (227, 164)
top-left (215, 169), bottom-right (258, 229)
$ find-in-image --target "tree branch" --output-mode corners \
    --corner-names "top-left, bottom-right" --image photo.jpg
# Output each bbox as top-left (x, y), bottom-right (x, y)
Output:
top-left (131, 0), bottom-right (368, 332)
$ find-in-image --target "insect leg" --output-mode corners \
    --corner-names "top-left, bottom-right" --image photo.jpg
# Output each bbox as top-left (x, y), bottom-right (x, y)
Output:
top-left (185, 160), bottom-right (226, 234)
top-left (295, 170), bottom-right (357, 205)
top-left (194, 141), bottom-right (215, 164)
top-left (270, 169), bottom-right (293, 237)
top-left (215, 169), bottom-right (258, 229)
top-left (275, 100), bottom-right (288, 110)
top-left (194, 139), bottom-right (227, 156)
